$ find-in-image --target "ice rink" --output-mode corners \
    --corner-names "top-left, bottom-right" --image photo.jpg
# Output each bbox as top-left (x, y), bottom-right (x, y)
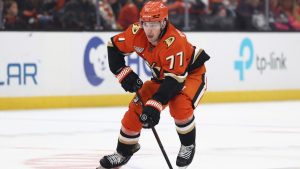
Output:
top-left (1, 101), bottom-right (300, 169)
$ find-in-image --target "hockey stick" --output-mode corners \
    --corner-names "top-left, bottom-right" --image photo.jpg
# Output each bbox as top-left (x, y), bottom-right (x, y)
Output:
top-left (135, 90), bottom-right (173, 169)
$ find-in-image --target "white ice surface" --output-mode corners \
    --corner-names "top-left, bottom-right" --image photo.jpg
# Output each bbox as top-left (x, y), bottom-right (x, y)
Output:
top-left (0, 101), bottom-right (300, 169)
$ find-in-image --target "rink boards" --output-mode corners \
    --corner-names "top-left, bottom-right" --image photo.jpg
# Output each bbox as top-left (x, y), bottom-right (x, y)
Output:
top-left (0, 32), bottom-right (300, 109)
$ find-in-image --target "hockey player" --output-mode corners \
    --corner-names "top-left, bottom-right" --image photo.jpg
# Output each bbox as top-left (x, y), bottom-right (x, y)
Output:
top-left (97, 0), bottom-right (210, 168)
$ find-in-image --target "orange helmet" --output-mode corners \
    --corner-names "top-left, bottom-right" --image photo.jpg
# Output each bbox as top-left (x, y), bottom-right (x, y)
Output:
top-left (140, 0), bottom-right (168, 22)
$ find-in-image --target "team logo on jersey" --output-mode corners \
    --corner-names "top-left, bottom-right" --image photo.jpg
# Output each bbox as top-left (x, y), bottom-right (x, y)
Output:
top-left (164, 37), bottom-right (175, 48)
top-left (132, 24), bottom-right (140, 35)
top-left (134, 46), bottom-right (144, 53)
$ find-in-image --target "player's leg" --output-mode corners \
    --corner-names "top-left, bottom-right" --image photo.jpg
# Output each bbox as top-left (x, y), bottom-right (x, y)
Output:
top-left (98, 81), bottom-right (160, 168)
top-left (169, 66), bottom-right (207, 168)
top-left (98, 109), bottom-right (142, 169)
top-left (169, 94), bottom-right (196, 168)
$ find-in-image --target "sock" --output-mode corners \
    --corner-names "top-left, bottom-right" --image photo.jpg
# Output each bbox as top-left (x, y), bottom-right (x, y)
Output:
top-left (176, 116), bottom-right (196, 146)
top-left (117, 130), bottom-right (140, 156)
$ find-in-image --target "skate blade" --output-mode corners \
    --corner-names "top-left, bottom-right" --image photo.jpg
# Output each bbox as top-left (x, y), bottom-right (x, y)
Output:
top-left (178, 166), bottom-right (188, 169)
top-left (96, 165), bottom-right (121, 169)
top-left (96, 165), bottom-right (106, 169)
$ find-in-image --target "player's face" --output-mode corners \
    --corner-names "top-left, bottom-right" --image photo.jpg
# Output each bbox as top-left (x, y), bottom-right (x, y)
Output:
top-left (142, 21), bottom-right (162, 45)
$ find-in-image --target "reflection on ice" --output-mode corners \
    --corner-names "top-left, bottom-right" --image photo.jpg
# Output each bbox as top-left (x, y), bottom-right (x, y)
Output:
top-left (0, 101), bottom-right (300, 169)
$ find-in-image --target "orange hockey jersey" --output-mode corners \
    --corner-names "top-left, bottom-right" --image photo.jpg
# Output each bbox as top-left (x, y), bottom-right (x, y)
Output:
top-left (111, 22), bottom-right (207, 82)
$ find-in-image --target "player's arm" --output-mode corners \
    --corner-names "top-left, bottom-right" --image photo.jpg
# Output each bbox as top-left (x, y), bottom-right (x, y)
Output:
top-left (154, 48), bottom-right (211, 102)
top-left (107, 23), bottom-right (143, 92)
top-left (188, 48), bottom-right (210, 72)
top-left (153, 72), bottom-right (185, 104)
top-left (107, 38), bottom-right (126, 75)
top-left (107, 23), bottom-right (138, 74)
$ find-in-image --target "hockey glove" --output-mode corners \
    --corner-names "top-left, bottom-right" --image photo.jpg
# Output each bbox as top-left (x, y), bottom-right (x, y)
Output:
top-left (140, 99), bottom-right (162, 128)
top-left (116, 67), bottom-right (143, 93)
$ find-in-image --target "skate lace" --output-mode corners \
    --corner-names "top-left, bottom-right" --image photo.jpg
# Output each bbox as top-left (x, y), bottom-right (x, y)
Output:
top-left (178, 144), bottom-right (195, 160)
top-left (107, 153), bottom-right (124, 165)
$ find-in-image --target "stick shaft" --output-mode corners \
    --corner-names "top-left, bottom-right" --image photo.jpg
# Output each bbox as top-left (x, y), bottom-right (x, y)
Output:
top-left (135, 92), bottom-right (173, 169)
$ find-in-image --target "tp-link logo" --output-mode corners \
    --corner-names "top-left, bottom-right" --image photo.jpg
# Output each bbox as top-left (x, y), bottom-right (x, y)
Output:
top-left (234, 38), bottom-right (254, 81)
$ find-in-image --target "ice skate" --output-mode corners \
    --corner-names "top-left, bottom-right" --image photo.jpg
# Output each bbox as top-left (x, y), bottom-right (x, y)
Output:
top-left (176, 144), bottom-right (195, 168)
top-left (97, 143), bottom-right (140, 169)
top-left (96, 152), bottom-right (131, 169)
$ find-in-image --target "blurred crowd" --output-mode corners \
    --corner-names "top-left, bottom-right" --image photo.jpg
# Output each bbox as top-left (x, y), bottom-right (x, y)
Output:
top-left (0, 0), bottom-right (300, 31)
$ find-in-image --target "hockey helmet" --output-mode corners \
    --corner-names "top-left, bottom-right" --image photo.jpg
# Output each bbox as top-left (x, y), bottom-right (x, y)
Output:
top-left (140, 0), bottom-right (168, 22)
